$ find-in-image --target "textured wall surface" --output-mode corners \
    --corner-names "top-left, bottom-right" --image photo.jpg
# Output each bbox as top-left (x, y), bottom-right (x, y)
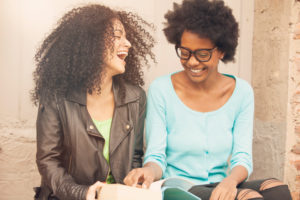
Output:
top-left (0, 116), bottom-right (40, 199)
top-left (285, 0), bottom-right (300, 199)
top-left (252, 0), bottom-right (300, 199)
top-left (251, 0), bottom-right (290, 181)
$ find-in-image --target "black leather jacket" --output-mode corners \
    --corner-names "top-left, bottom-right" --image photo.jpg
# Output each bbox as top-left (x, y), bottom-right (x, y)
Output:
top-left (36, 81), bottom-right (145, 200)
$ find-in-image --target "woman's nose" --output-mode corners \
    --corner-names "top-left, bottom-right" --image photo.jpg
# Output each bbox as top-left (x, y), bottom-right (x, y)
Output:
top-left (186, 54), bottom-right (200, 66)
top-left (124, 38), bottom-right (131, 48)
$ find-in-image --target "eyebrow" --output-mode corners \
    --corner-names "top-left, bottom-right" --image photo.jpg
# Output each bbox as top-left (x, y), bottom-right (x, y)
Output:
top-left (114, 29), bottom-right (127, 38)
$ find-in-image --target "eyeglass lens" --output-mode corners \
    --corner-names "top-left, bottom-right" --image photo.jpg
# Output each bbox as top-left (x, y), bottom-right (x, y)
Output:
top-left (176, 47), bottom-right (212, 62)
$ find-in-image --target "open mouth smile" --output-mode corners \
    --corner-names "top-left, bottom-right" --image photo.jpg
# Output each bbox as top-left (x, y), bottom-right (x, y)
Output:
top-left (189, 67), bottom-right (207, 73)
top-left (117, 51), bottom-right (128, 60)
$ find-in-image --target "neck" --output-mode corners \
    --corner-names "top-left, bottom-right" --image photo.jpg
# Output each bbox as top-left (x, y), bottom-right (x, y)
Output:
top-left (100, 75), bottom-right (113, 96)
top-left (90, 74), bottom-right (113, 99)
top-left (188, 72), bottom-right (223, 91)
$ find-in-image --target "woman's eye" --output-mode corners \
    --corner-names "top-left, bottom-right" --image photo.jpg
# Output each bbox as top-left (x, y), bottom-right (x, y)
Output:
top-left (181, 52), bottom-right (189, 57)
top-left (199, 54), bottom-right (209, 58)
top-left (180, 50), bottom-right (189, 56)
top-left (197, 52), bottom-right (209, 58)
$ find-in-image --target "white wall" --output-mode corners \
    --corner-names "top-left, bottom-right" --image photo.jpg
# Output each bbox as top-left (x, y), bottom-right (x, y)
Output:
top-left (0, 0), bottom-right (253, 199)
top-left (0, 0), bottom-right (253, 121)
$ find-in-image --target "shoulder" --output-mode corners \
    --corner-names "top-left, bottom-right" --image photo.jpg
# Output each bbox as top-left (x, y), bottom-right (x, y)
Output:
top-left (123, 81), bottom-right (146, 101)
top-left (232, 77), bottom-right (254, 109)
top-left (148, 73), bottom-right (172, 92)
top-left (39, 90), bottom-right (63, 106)
top-left (235, 77), bottom-right (254, 97)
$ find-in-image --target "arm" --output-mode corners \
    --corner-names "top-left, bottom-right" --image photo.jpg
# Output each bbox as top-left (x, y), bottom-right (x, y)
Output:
top-left (230, 84), bottom-right (254, 178)
top-left (36, 96), bottom-right (88, 200)
top-left (132, 90), bottom-right (146, 168)
top-left (210, 84), bottom-right (254, 200)
top-left (124, 81), bottom-right (167, 187)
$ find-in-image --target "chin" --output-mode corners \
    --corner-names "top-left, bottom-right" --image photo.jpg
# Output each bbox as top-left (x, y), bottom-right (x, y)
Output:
top-left (119, 69), bottom-right (126, 75)
top-left (114, 66), bottom-right (126, 75)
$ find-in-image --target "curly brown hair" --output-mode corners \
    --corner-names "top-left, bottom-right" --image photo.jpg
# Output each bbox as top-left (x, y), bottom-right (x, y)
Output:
top-left (163, 0), bottom-right (239, 63)
top-left (31, 4), bottom-right (155, 105)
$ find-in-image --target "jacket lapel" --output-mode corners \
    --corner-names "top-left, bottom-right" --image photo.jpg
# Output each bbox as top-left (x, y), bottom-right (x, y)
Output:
top-left (109, 82), bottom-right (138, 155)
top-left (65, 81), bottom-right (139, 154)
top-left (109, 106), bottom-right (133, 155)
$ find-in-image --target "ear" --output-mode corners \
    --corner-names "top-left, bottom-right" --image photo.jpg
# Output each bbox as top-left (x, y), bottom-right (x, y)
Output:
top-left (218, 51), bottom-right (225, 60)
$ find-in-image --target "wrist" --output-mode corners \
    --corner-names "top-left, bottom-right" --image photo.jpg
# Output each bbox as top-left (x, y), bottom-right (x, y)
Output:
top-left (224, 177), bottom-right (239, 186)
top-left (143, 162), bottom-right (161, 180)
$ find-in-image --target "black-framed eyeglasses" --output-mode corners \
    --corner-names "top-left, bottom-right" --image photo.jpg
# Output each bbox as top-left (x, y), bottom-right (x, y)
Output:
top-left (175, 45), bottom-right (217, 62)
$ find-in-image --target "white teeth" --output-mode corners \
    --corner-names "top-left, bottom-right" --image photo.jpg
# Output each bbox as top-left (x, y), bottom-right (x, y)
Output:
top-left (190, 68), bottom-right (204, 73)
top-left (117, 52), bottom-right (128, 56)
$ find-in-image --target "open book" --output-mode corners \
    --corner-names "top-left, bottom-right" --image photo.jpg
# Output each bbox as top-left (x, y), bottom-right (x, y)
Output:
top-left (97, 177), bottom-right (201, 200)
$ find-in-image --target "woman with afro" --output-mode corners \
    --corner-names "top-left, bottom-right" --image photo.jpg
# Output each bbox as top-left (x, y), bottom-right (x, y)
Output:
top-left (124, 0), bottom-right (292, 199)
top-left (32, 4), bottom-right (155, 200)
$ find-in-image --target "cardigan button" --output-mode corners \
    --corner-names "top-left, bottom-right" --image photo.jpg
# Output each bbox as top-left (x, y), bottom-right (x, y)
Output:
top-left (125, 124), bottom-right (130, 130)
top-left (89, 125), bottom-right (94, 129)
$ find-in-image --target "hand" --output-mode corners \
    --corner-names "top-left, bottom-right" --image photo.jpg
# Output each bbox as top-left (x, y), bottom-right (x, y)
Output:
top-left (123, 167), bottom-right (155, 189)
top-left (209, 178), bottom-right (238, 200)
top-left (86, 181), bottom-right (105, 200)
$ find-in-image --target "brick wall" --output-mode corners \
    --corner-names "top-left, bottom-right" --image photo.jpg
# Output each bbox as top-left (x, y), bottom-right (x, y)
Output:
top-left (287, 1), bottom-right (300, 199)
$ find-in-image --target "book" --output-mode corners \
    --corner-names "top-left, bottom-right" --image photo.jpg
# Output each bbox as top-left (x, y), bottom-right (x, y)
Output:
top-left (97, 177), bottom-right (201, 200)
top-left (97, 183), bottom-right (162, 200)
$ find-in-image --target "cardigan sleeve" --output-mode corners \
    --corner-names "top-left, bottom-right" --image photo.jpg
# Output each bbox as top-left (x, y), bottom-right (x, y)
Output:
top-left (230, 83), bottom-right (254, 177)
top-left (143, 81), bottom-right (168, 175)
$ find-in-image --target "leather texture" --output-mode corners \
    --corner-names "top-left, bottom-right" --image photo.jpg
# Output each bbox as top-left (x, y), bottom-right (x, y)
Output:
top-left (36, 81), bottom-right (146, 200)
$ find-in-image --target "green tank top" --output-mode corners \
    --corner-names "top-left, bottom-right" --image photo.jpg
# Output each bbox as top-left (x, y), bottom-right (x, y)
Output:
top-left (92, 118), bottom-right (115, 183)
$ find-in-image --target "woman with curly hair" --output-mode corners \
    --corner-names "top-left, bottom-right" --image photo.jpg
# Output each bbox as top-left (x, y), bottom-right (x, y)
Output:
top-left (124, 0), bottom-right (292, 199)
top-left (32, 4), bottom-right (154, 200)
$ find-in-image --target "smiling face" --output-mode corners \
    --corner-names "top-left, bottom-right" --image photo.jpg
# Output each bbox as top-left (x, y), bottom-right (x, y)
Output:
top-left (103, 19), bottom-right (132, 77)
top-left (179, 30), bottom-right (224, 84)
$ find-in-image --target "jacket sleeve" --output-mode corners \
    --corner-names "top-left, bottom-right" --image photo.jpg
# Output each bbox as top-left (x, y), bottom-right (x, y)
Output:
top-left (131, 89), bottom-right (146, 168)
top-left (36, 97), bottom-right (88, 200)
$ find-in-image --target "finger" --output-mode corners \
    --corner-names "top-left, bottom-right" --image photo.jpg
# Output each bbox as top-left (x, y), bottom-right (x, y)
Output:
top-left (219, 190), bottom-right (228, 200)
top-left (222, 188), bottom-right (236, 200)
top-left (210, 188), bottom-right (220, 200)
top-left (223, 189), bottom-right (235, 200)
top-left (230, 189), bottom-right (237, 200)
top-left (124, 169), bottom-right (138, 185)
top-left (219, 188), bottom-right (230, 200)
top-left (124, 169), bottom-right (143, 186)
top-left (86, 186), bottom-right (97, 200)
top-left (94, 181), bottom-right (105, 195)
top-left (142, 176), bottom-right (154, 189)
top-left (95, 181), bottom-right (105, 187)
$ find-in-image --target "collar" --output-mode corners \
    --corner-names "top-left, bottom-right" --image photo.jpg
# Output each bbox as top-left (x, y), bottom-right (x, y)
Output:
top-left (66, 80), bottom-right (140, 106)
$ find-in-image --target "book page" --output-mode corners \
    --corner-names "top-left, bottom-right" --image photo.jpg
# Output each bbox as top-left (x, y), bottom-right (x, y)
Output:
top-left (162, 177), bottom-right (195, 191)
top-left (149, 179), bottom-right (165, 191)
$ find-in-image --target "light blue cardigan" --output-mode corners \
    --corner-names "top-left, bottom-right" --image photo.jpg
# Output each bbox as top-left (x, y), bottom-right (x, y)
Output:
top-left (144, 73), bottom-right (254, 184)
